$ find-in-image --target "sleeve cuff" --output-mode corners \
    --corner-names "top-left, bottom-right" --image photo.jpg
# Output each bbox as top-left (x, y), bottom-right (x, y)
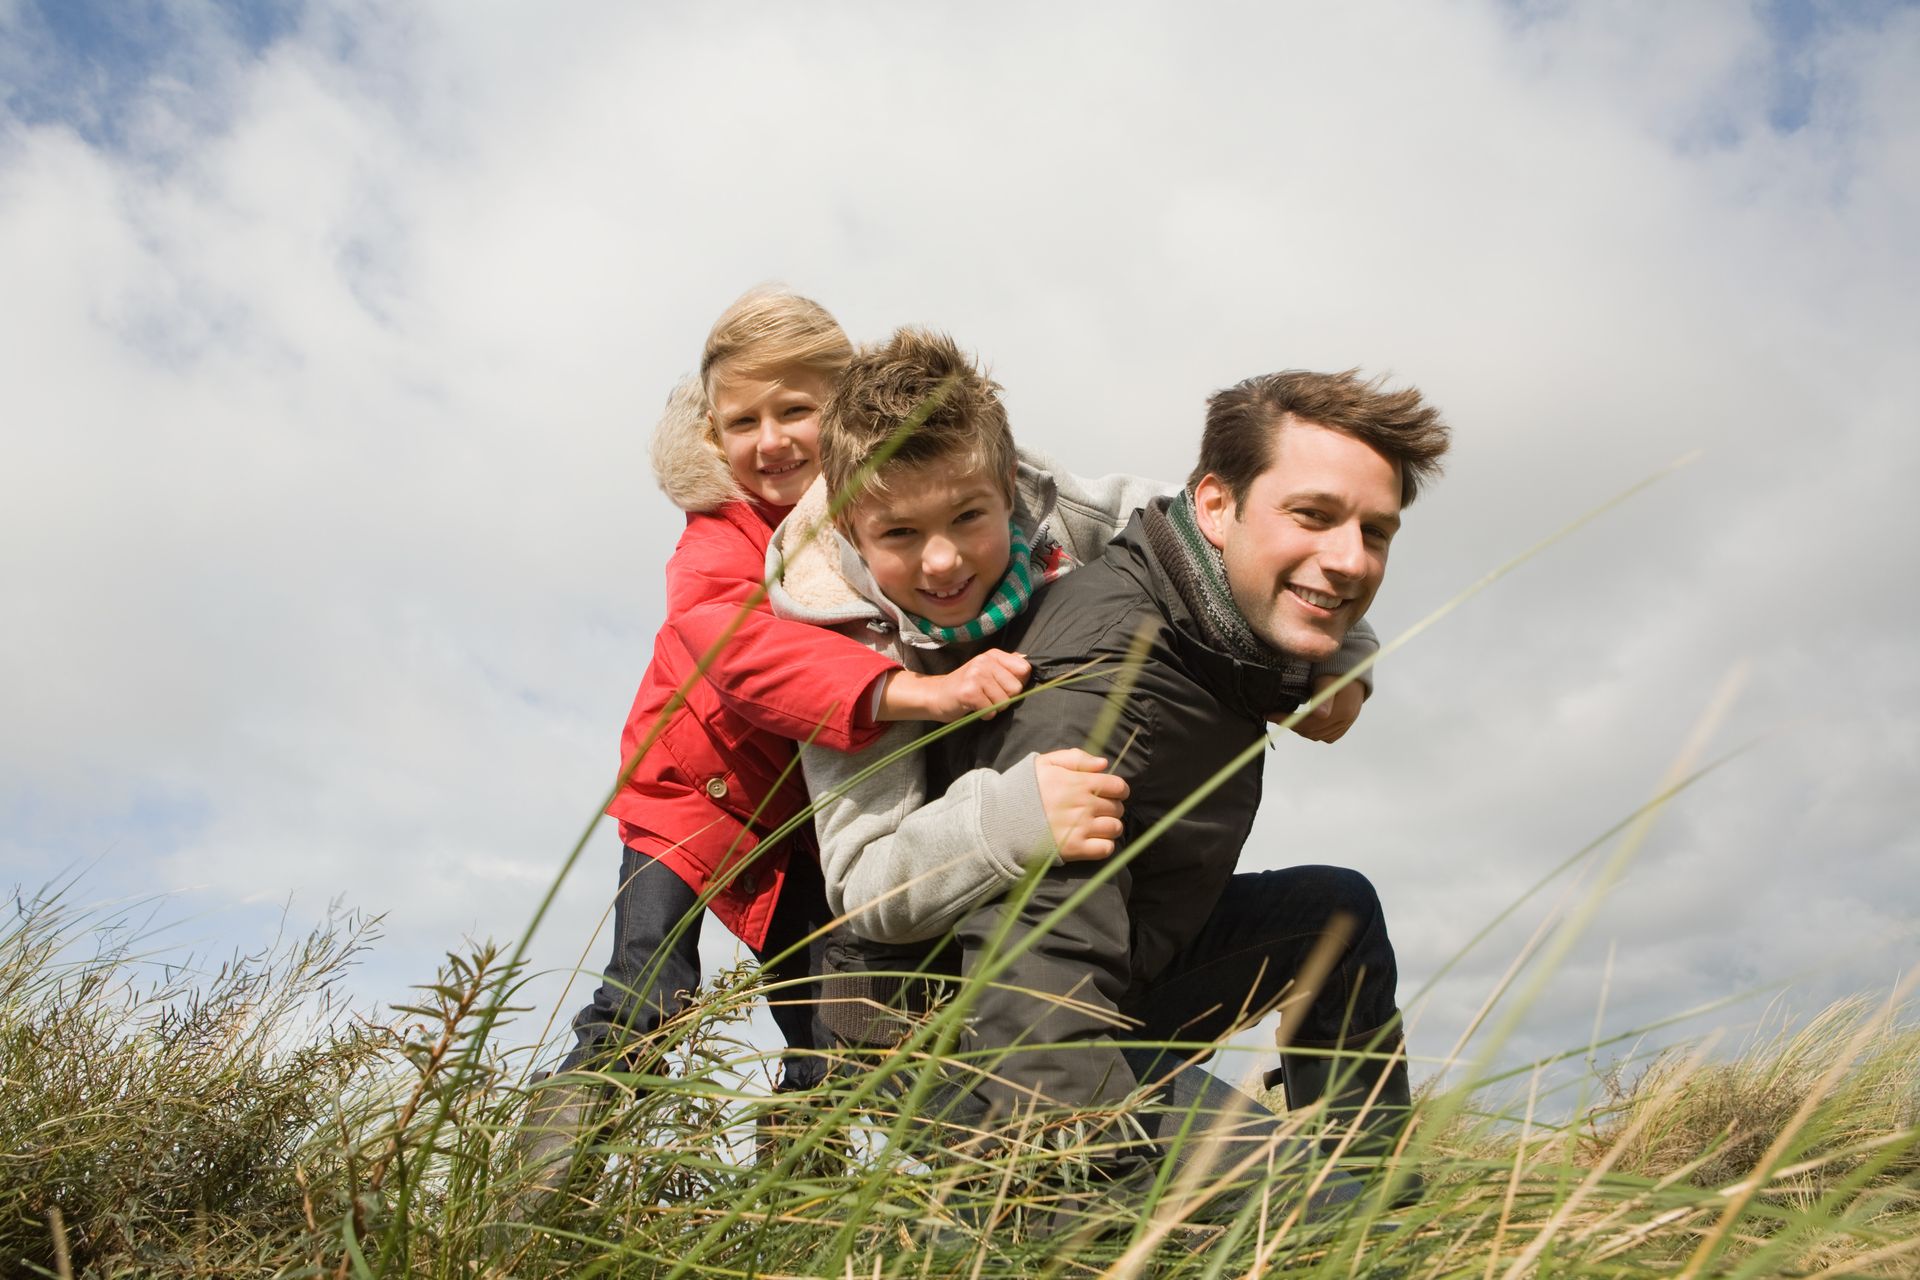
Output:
top-left (974, 752), bottom-right (1059, 873)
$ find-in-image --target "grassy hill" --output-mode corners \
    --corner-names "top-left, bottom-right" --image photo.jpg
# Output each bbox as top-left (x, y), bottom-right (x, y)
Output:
top-left (4, 888), bottom-right (1915, 1279)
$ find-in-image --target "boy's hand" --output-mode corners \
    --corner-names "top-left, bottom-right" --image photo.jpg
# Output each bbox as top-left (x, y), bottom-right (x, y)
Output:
top-left (1278, 673), bottom-right (1366, 743)
top-left (1034, 748), bottom-right (1128, 863)
top-left (880, 651), bottom-right (1032, 723)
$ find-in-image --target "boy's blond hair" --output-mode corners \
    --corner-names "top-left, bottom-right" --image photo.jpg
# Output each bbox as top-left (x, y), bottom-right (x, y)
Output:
top-left (699, 286), bottom-right (853, 400)
top-left (819, 327), bottom-right (1016, 514)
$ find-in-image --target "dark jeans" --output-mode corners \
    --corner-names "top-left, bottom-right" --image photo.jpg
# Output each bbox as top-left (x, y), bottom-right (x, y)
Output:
top-left (951, 861), bottom-right (1400, 1119)
top-left (562, 844), bottom-right (833, 1089)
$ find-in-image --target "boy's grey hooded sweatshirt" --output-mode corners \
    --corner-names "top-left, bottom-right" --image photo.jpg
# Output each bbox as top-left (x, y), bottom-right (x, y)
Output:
top-left (766, 448), bottom-right (1378, 945)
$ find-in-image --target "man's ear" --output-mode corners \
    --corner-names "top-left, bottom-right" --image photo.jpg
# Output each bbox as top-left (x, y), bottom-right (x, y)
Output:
top-left (1191, 474), bottom-right (1236, 551)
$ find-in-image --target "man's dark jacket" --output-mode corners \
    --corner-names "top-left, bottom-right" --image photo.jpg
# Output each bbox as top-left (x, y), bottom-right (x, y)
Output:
top-left (953, 501), bottom-right (1311, 986)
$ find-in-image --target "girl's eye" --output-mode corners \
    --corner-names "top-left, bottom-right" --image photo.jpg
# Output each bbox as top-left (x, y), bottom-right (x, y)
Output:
top-left (783, 404), bottom-right (813, 418)
top-left (882, 527), bottom-right (916, 541)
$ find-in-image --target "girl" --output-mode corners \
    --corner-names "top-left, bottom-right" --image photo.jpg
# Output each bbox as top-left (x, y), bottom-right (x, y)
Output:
top-left (561, 289), bottom-right (1032, 1089)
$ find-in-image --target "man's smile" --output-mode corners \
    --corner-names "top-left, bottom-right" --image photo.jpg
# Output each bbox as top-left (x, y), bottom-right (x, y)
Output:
top-left (1287, 584), bottom-right (1346, 612)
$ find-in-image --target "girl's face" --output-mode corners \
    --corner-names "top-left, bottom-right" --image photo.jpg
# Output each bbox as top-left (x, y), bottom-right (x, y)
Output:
top-left (708, 365), bottom-right (831, 507)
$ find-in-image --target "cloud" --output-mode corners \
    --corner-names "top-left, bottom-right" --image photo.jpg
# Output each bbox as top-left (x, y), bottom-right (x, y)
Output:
top-left (2, 0), bottom-right (1915, 1080)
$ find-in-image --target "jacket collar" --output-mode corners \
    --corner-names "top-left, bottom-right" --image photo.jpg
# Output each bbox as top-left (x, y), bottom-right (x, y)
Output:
top-left (1113, 502), bottom-right (1312, 721)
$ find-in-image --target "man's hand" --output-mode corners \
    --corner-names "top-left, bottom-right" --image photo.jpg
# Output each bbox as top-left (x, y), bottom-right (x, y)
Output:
top-left (877, 651), bottom-right (1032, 723)
top-left (1280, 673), bottom-right (1366, 743)
top-left (1034, 748), bottom-right (1129, 862)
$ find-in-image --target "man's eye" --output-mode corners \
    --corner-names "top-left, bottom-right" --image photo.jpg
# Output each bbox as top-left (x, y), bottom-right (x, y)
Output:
top-left (1295, 508), bottom-right (1329, 524)
top-left (1364, 526), bottom-right (1394, 546)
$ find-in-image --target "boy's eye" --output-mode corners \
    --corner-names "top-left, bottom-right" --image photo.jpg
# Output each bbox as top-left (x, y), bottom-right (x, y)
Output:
top-left (955, 508), bottom-right (984, 524)
top-left (881, 527), bottom-right (916, 541)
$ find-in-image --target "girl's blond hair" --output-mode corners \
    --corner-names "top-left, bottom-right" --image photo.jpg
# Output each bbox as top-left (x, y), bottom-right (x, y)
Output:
top-left (699, 286), bottom-right (853, 402)
top-left (650, 287), bottom-right (853, 511)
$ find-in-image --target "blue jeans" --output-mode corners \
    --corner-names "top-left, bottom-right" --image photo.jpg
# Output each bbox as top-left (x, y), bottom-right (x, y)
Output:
top-left (562, 844), bottom-right (833, 1089)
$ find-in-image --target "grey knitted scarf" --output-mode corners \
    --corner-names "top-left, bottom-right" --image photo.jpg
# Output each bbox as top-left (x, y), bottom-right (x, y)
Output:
top-left (1143, 491), bottom-right (1316, 693)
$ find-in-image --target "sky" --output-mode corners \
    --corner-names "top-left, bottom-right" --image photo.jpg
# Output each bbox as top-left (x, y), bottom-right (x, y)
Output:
top-left (4, 0), bottom-right (1917, 1100)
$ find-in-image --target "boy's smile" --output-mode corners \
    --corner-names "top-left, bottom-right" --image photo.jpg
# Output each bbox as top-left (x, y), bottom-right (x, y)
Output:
top-left (709, 367), bottom-right (831, 507)
top-left (847, 457), bottom-right (1015, 629)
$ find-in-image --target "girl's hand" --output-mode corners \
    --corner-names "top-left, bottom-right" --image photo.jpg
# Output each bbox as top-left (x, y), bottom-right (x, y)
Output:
top-left (880, 651), bottom-right (1032, 723)
top-left (1034, 749), bottom-right (1128, 863)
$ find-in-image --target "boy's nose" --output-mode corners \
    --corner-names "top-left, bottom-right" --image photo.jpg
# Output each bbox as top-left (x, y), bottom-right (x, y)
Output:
top-left (923, 537), bottom-right (959, 575)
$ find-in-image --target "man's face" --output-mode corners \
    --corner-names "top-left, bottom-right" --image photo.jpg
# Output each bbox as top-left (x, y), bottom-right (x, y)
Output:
top-left (846, 455), bottom-right (1014, 628)
top-left (1194, 420), bottom-right (1403, 662)
top-left (708, 365), bottom-right (831, 507)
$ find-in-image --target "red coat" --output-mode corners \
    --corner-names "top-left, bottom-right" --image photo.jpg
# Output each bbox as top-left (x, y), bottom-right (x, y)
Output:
top-left (606, 497), bottom-right (898, 949)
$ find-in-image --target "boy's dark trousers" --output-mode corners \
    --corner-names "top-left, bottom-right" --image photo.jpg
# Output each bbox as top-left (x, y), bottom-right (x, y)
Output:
top-left (562, 842), bottom-right (833, 1088)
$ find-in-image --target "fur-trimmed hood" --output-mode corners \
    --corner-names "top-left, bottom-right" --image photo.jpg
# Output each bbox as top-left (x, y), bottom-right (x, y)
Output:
top-left (649, 374), bottom-right (747, 513)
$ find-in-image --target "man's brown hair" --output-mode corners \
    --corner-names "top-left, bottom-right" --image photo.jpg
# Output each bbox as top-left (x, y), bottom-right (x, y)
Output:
top-left (1189, 369), bottom-right (1451, 507)
top-left (820, 327), bottom-right (1016, 509)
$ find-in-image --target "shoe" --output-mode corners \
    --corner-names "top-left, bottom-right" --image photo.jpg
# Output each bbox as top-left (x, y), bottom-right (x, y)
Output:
top-left (1272, 1033), bottom-right (1425, 1208)
top-left (500, 1073), bottom-right (612, 1219)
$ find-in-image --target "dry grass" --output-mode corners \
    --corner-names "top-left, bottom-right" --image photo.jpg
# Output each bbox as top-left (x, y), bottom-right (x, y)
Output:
top-left (3, 879), bottom-right (1916, 1279)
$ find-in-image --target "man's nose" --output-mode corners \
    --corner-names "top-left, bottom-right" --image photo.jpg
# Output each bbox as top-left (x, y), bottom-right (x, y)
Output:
top-left (1319, 522), bottom-right (1368, 579)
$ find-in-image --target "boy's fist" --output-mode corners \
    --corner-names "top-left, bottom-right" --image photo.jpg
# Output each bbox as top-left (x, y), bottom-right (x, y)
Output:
top-left (1034, 748), bottom-right (1129, 863)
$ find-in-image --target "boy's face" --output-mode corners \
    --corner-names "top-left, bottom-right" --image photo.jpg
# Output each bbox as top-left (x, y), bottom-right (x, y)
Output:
top-left (709, 365), bottom-right (831, 507)
top-left (846, 455), bottom-right (1014, 627)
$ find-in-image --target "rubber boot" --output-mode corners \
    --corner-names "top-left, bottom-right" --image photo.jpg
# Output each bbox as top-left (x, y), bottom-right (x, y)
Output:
top-left (1271, 1037), bottom-right (1424, 1207)
top-left (500, 1073), bottom-right (612, 1222)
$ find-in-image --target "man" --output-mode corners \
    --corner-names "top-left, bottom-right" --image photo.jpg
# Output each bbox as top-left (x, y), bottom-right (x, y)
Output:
top-left (926, 367), bottom-right (1451, 1171)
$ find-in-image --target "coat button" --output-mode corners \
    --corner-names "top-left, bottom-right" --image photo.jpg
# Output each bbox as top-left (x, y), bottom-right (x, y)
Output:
top-left (704, 776), bottom-right (729, 799)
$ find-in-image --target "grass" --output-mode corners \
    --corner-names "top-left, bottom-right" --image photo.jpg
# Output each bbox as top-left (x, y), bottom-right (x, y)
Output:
top-left (9, 453), bottom-right (1911, 1276)
top-left (2, 878), bottom-right (1916, 1279)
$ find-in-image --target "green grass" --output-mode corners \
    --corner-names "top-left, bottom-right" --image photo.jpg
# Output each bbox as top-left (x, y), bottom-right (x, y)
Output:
top-left (2, 878), bottom-right (1915, 1279)
top-left (9, 455), bottom-right (1911, 1277)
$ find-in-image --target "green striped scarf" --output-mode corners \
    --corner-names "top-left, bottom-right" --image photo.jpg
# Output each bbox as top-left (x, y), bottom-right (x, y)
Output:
top-left (910, 521), bottom-right (1035, 644)
top-left (1146, 490), bottom-right (1315, 694)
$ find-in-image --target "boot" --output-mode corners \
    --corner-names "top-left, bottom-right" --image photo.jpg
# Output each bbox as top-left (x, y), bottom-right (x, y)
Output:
top-left (1270, 1037), bottom-right (1423, 1207)
top-left (501, 1073), bottom-right (612, 1221)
